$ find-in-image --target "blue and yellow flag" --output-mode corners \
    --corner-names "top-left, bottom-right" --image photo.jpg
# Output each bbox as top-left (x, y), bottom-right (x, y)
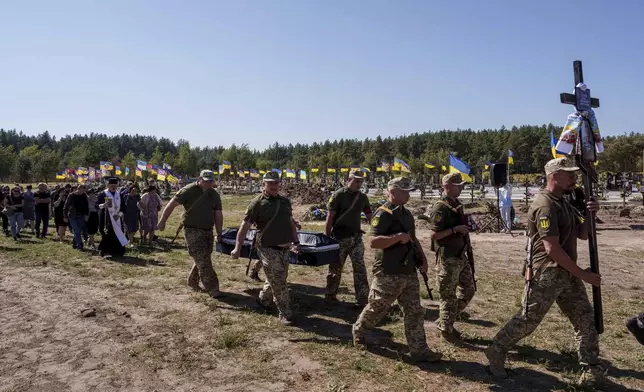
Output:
top-left (393, 157), bottom-right (411, 173)
top-left (484, 161), bottom-right (490, 170)
top-left (222, 160), bottom-right (232, 169)
top-left (551, 131), bottom-right (566, 159)
top-left (299, 170), bottom-right (307, 180)
top-left (424, 163), bottom-right (435, 169)
top-left (327, 168), bottom-right (337, 173)
top-left (286, 169), bottom-right (296, 179)
top-left (448, 153), bottom-right (472, 182)
top-left (508, 150), bottom-right (514, 165)
top-left (137, 160), bottom-right (147, 171)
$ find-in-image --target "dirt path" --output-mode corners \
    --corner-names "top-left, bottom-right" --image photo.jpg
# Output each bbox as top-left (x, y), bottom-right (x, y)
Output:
top-left (1, 226), bottom-right (643, 392)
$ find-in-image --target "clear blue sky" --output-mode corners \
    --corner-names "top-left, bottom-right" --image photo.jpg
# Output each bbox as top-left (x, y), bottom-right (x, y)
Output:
top-left (1, 0), bottom-right (642, 150)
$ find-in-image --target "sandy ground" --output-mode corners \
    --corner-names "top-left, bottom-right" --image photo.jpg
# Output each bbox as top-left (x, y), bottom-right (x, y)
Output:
top-left (1, 206), bottom-right (643, 391)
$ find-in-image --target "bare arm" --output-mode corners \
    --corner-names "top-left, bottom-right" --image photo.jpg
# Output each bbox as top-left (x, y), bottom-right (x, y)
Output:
top-left (158, 198), bottom-right (180, 225)
top-left (214, 210), bottom-right (223, 237)
top-left (430, 225), bottom-right (469, 241)
top-left (370, 233), bottom-right (406, 249)
top-left (291, 217), bottom-right (299, 243)
top-left (324, 210), bottom-right (335, 236)
top-left (543, 236), bottom-right (599, 286)
top-left (235, 220), bottom-right (253, 248)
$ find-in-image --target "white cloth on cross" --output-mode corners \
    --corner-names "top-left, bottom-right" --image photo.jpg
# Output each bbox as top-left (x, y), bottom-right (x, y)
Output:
top-left (556, 83), bottom-right (604, 155)
top-left (100, 190), bottom-right (129, 247)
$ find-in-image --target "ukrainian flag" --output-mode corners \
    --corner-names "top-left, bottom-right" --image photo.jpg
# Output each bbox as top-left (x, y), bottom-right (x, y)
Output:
top-left (393, 158), bottom-right (411, 173)
top-left (551, 131), bottom-right (566, 159)
top-left (299, 170), bottom-right (307, 180)
top-left (424, 163), bottom-right (436, 169)
top-left (311, 168), bottom-right (319, 173)
top-left (286, 169), bottom-right (296, 179)
top-left (508, 150), bottom-right (514, 165)
top-left (484, 161), bottom-right (490, 170)
top-left (223, 160), bottom-right (232, 169)
top-left (327, 168), bottom-right (337, 173)
top-left (448, 153), bottom-right (472, 182)
top-left (137, 160), bottom-right (147, 171)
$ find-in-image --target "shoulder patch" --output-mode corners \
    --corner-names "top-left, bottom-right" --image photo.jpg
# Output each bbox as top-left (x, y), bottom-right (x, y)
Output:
top-left (371, 216), bottom-right (380, 227)
top-left (433, 210), bottom-right (442, 223)
top-left (538, 214), bottom-right (550, 230)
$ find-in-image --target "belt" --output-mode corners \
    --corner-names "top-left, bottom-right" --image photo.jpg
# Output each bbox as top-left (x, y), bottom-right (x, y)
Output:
top-left (184, 226), bottom-right (213, 231)
top-left (266, 245), bottom-right (289, 250)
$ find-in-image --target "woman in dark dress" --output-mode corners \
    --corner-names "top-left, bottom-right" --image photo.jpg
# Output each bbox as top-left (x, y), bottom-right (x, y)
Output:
top-left (86, 189), bottom-right (100, 249)
top-left (53, 185), bottom-right (71, 243)
top-left (123, 185), bottom-right (141, 246)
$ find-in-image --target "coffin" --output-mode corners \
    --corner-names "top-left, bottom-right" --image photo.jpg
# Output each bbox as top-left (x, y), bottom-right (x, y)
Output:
top-left (215, 228), bottom-right (340, 266)
top-left (216, 227), bottom-right (259, 259)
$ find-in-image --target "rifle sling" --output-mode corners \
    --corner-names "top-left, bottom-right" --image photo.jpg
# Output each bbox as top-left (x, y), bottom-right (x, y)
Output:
top-left (255, 198), bottom-right (282, 248)
top-left (331, 192), bottom-right (362, 234)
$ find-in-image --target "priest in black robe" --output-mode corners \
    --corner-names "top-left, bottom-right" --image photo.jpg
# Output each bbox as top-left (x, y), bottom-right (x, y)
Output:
top-left (98, 178), bottom-right (128, 257)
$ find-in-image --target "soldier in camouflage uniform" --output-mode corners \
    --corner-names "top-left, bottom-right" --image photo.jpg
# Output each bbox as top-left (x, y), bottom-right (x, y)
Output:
top-left (158, 170), bottom-right (224, 298)
top-left (231, 172), bottom-right (300, 325)
top-left (324, 169), bottom-right (373, 306)
top-left (486, 158), bottom-right (604, 387)
top-left (353, 177), bottom-right (442, 363)
top-left (429, 173), bottom-right (475, 342)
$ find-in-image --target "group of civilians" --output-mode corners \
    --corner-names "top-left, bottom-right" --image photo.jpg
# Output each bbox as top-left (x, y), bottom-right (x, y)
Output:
top-left (0, 181), bottom-right (163, 252)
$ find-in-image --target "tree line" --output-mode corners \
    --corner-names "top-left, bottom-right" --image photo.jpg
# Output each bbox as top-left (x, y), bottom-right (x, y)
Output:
top-left (0, 125), bottom-right (642, 183)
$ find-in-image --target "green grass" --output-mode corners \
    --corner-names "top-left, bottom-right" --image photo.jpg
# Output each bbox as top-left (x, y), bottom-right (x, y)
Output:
top-left (1, 195), bottom-right (643, 392)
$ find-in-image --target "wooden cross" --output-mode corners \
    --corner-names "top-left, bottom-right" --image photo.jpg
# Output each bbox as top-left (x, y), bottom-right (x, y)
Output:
top-left (560, 60), bottom-right (601, 182)
top-left (559, 60), bottom-right (603, 334)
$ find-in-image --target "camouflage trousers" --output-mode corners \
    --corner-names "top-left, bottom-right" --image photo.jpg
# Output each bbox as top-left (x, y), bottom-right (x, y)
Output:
top-left (326, 234), bottom-right (369, 304)
top-left (436, 255), bottom-right (475, 332)
top-left (250, 259), bottom-right (263, 275)
top-left (257, 246), bottom-right (292, 318)
top-left (491, 266), bottom-right (600, 366)
top-left (185, 228), bottom-right (219, 292)
top-left (354, 273), bottom-right (431, 356)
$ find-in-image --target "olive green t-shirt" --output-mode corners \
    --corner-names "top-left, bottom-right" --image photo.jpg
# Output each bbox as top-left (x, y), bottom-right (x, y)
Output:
top-left (328, 187), bottom-right (370, 239)
top-left (174, 183), bottom-right (222, 230)
top-left (528, 190), bottom-right (583, 275)
top-left (370, 202), bottom-right (417, 276)
top-left (429, 198), bottom-right (467, 258)
top-left (244, 193), bottom-right (294, 246)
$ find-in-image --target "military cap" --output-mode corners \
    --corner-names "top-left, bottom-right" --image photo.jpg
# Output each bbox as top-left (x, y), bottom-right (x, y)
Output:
top-left (442, 173), bottom-right (467, 186)
top-left (263, 171), bottom-right (281, 182)
top-left (200, 170), bottom-right (215, 181)
top-left (387, 177), bottom-right (415, 191)
top-left (349, 169), bottom-right (365, 179)
top-left (544, 157), bottom-right (579, 176)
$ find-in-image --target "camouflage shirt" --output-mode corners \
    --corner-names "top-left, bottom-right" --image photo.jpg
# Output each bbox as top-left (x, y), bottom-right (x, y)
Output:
top-left (370, 201), bottom-right (417, 276)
